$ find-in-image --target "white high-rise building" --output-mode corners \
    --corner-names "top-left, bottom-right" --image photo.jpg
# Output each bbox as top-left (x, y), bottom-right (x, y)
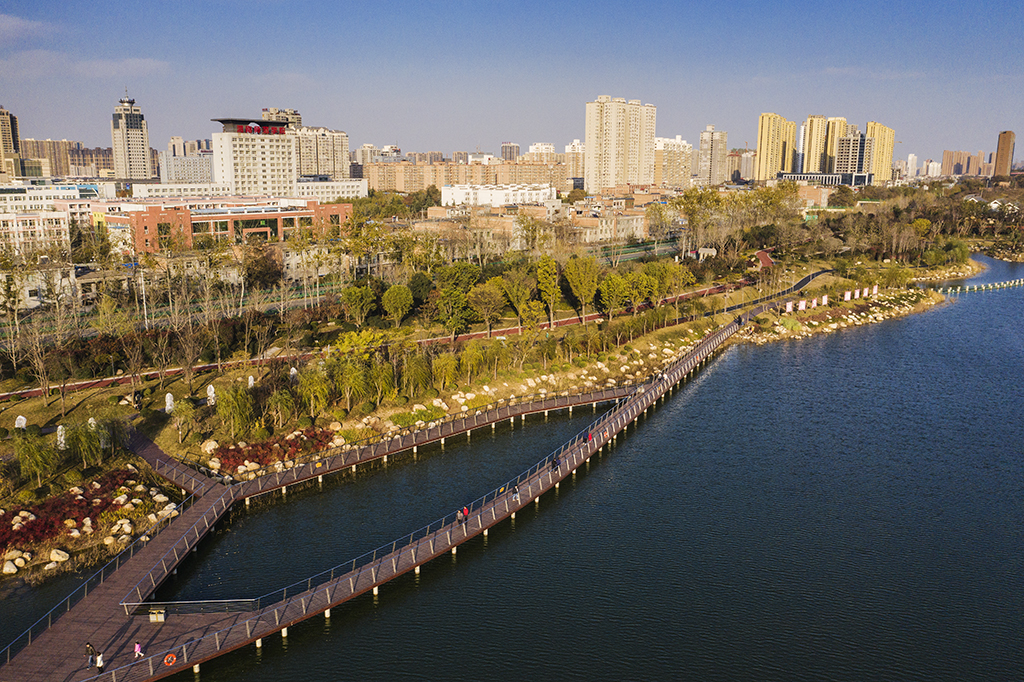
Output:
top-left (565, 139), bottom-right (585, 181)
top-left (907, 153), bottom-right (918, 178)
top-left (110, 97), bottom-right (152, 180)
top-left (583, 95), bottom-right (656, 192)
top-left (697, 125), bottom-right (728, 186)
top-left (212, 118), bottom-right (298, 196)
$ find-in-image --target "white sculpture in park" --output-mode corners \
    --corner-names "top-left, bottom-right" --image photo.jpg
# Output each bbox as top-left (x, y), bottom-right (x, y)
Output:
top-left (207, 384), bottom-right (216, 406)
top-left (57, 425), bottom-right (67, 450)
top-left (248, 375), bottom-right (255, 389)
top-left (165, 393), bottom-right (174, 414)
top-left (14, 415), bottom-right (26, 430)
top-left (290, 367), bottom-right (298, 384)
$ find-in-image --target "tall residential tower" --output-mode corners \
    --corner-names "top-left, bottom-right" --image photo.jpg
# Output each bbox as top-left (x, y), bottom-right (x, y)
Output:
top-left (583, 95), bottom-right (657, 192)
top-left (995, 131), bottom-right (1015, 177)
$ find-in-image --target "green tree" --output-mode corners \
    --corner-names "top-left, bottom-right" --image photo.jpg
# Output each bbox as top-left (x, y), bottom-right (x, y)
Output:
top-left (564, 188), bottom-right (587, 204)
top-left (402, 353), bottom-right (432, 397)
top-left (341, 285), bottom-right (376, 326)
top-left (266, 389), bottom-right (296, 430)
top-left (298, 364), bottom-right (332, 419)
top-left (382, 284), bottom-right (413, 328)
top-left (624, 271), bottom-right (654, 315)
top-left (172, 399), bottom-right (197, 444)
top-left (514, 214), bottom-right (546, 259)
top-left (217, 385), bottom-right (255, 440)
top-left (14, 432), bottom-right (57, 487)
top-left (536, 256), bottom-right (561, 329)
top-left (369, 358), bottom-right (396, 405)
top-left (468, 279), bottom-right (506, 337)
top-left (828, 186), bottom-right (856, 208)
top-left (433, 287), bottom-right (474, 345)
top-left (66, 422), bottom-right (103, 470)
top-left (562, 255), bottom-right (599, 324)
top-left (461, 340), bottom-right (485, 384)
top-left (598, 273), bottom-right (627, 318)
top-left (432, 352), bottom-right (459, 391)
top-left (331, 355), bottom-right (369, 411)
top-left (435, 262), bottom-right (481, 293)
top-left (500, 266), bottom-right (536, 330)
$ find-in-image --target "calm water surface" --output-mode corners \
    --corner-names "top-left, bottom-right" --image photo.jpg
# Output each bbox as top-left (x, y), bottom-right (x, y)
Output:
top-left (4, 256), bottom-right (1023, 681)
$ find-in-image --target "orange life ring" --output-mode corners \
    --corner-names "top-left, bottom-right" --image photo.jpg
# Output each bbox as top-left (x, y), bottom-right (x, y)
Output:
top-left (164, 653), bottom-right (177, 666)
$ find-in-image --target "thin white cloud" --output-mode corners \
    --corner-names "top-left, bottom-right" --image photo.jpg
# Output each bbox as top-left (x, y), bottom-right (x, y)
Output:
top-left (819, 67), bottom-right (927, 81)
top-left (0, 50), bottom-right (169, 81)
top-left (0, 14), bottom-right (57, 42)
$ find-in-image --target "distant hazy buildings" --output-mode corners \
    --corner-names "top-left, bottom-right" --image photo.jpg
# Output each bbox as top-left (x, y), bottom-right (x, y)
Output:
top-left (261, 107), bottom-right (302, 127)
top-left (295, 126), bottom-right (350, 180)
top-left (995, 131), bottom-right (1015, 177)
top-left (110, 96), bottom-right (153, 180)
top-left (835, 125), bottom-right (874, 175)
top-left (697, 125), bottom-right (728, 186)
top-left (441, 184), bottom-right (556, 206)
top-left (500, 142), bottom-right (520, 162)
top-left (0, 106), bottom-right (19, 156)
top-left (653, 135), bottom-right (692, 188)
top-left (564, 139), bottom-right (585, 182)
top-left (19, 139), bottom-right (82, 178)
top-left (584, 95), bottom-right (656, 192)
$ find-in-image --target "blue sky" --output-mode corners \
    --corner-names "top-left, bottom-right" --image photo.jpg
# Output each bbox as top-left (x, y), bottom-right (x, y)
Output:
top-left (1, 0), bottom-right (1021, 164)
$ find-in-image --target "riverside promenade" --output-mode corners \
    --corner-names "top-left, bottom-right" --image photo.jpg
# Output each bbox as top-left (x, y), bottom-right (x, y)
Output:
top-left (0, 314), bottom-right (743, 682)
top-left (2, 267), bottom-right (829, 682)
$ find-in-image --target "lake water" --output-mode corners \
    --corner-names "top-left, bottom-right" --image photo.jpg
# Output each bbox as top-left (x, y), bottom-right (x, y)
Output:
top-left (3, 255), bottom-right (1023, 681)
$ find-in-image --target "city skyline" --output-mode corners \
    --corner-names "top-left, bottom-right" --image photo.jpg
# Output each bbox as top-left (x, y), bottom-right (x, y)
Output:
top-left (1, 1), bottom-right (1022, 165)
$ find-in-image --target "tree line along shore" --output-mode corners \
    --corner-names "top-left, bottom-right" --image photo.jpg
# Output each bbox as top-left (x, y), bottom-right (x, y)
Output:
top-left (1, 176), bottom-right (1018, 586)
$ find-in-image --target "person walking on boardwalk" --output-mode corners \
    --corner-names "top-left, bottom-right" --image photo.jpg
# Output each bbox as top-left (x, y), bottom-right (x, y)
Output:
top-left (462, 505), bottom-right (469, 522)
top-left (96, 651), bottom-right (104, 673)
top-left (512, 485), bottom-right (520, 502)
top-left (85, 642), bottom-right (96, 669)
top-left (456, 509), bottom-right (464, 524)
top-left (134, 641), bottom-right (144, 659)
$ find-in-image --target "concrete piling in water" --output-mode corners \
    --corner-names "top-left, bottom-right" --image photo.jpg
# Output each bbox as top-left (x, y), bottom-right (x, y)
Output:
top-left (256, 638), bottom-right (262, 648)
top-left (415, 566), bottom-right (420, 575)
top-left (194, 664), bottom-right (200, 673)
top-left (372, 586), bottom-right (378, 596)
top-left (325, 609), bottom-right (331, 619)
top-left (452, 546), bottom-right (457, 555)
top-left (282, 627), bottom-right (288, 638)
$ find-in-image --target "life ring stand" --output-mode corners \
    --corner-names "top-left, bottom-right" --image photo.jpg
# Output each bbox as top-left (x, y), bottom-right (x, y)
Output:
top-left (164, 653), bottom-right (177, 666)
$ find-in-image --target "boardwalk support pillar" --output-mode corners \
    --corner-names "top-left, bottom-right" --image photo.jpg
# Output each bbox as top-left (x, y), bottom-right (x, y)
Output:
top-left (318, 475), bottom-right (323, 484)
top-left (383, 455), bottom-right (388, 463)
top-left (483, 528), bottom-right (488, 537)
top-left (245, 497), bottom-right (250, 508)
top-left (441, 437), bottom-right (445, 447)
top-left (282, 627), bottom-right (288, 638)
top-left (415, 565), bottom-right (420, 575)
top-left (373, 586), bottom-right (379, 596)
top-left (413, 445), bottom-right (418, 453)
top-left (511, 512), bottom-right (516, 519)
top-left (193, 664), bottom-right (201, 673)
top-left (256, 638), bottom-right (262, 649)
top-left (351, 465), bottom-right (356, 473)
top-left (492, 423), bottom-right (495, 431)
top-left (569, 406), bottom-right (573, 416)
top-left (452, 546), bottom-right (457, 555)
top-left (325, 608), bottom-right (331, 619)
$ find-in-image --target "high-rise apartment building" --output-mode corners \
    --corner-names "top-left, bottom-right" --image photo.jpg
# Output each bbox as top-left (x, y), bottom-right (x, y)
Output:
top-left (262, 107), bottom-right (302, 127)
top-left (452, 151), bottom-right (469, 164)
top-left (801, 115), bottom-right (828, 173)
top-left (824, 117), bottom-right (848, 172)
top-left (835, 126), bottom-right (874, 175)
top-left (500, 142), bottom-right (520, 162)
top-left (755, 113), bottom-right (795, 182)
top-left (584, 95), bottom-right (656, 192)
top-left (295, 126), bottom-right (350, 180)
top-left (697, 125), bottom-right (729, 186)
top-left (995, 131), bottom-right (1015, 177)
top-left (907, 153), bottom-right (918, 178)
top-left (19, 139), bottom-right (81, 178)
top-left (653, 135), bottom-right (693, 188)
top-left (564, 139), bottom-right (585, 181)
top-left (111, 97), bottom-right (153, 180)
top-left (865, 121), bottom-right (895, 185)
top-left (1, 106), bottom-right (21, 155)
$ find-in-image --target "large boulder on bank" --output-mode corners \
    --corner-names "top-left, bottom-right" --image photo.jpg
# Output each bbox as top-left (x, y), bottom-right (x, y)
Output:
top-left (2, 561), bottom-right (16, 574)
top-left (50, 549), bottom-right (70, 563)
top-left (201, 440), bottom-right (219, 455)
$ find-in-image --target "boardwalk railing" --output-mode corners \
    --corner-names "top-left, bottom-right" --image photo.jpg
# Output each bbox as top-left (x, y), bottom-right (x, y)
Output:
top-left (930, 277), bottom-right (1024, 294)
top-left (0, 490), bottom-right (202, 665)
top-left (121, 485), bottom-right (241, 605)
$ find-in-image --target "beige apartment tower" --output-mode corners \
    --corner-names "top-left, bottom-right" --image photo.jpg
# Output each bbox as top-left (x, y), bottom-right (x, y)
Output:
top-left (584, 95), bottom-right (657, 192)
top-left (755, 113), bottom-right (796, 182)
top-left (824, 117), bottom-right (848, 172)
top-left (111, 97), bottom-right (153, 180)
top-left (801, 115), bottom-right (828, 173)
top-left (654, 135), bottom-right (693, 188)
top-left (995, 131), bottom-right (1015, 177)
top-left (865, 121), bottom-right (895, 185)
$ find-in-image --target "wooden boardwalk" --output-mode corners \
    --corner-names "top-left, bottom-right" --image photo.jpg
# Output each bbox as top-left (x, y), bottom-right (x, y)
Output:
top-left (0, 317), bottom-right (740, 681)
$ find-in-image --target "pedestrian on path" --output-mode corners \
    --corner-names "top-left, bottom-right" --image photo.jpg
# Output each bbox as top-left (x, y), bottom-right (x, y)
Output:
top-left (96, 651), bottom-right (104, 673)
top-left (512, 485), bottom-right (520, 502)
top-left (456, 509), bottom-right (464, 524)
top-left (134, 641), bottom-right (144, 659)
top-left (462, 505), bottom-right (469, 521)
top-left (85, 642), bottom-right (95, 669)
